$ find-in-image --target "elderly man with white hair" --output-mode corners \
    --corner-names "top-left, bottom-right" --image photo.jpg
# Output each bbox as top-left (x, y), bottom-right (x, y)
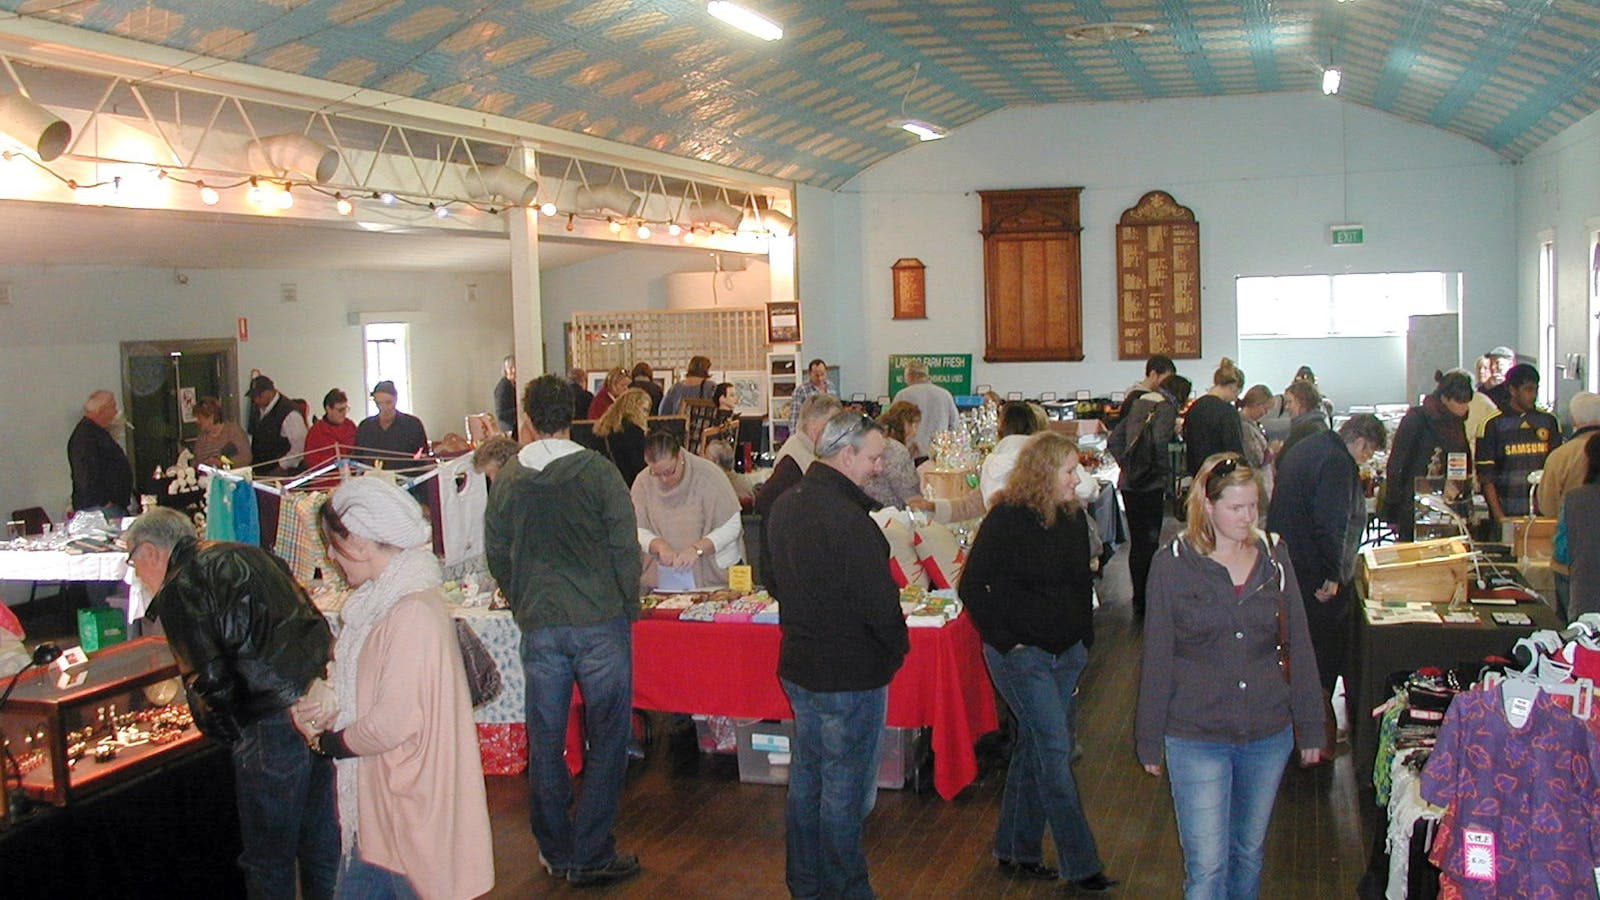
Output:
top-left (67, 389), bottom-right (133, 519)
top-left (1536, 391), bottom-right (1600, 516)
top-left (891, 360), bottom-right (961, 459)
top-left (125, 506), bottom-right (338, 899)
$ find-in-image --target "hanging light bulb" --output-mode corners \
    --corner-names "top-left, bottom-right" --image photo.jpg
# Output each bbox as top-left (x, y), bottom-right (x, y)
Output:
top-left (335, 194), bottom-right (354, 216)
top-left (683, 228), bottom-right (698, 244)
top-left (275, 185), bottom-right (294, 209)
top-left (608, 218), bottom-right (622, 234)
top-left (198, 184), bottom-right (220, 206)
top-left (378, 191), bottom-right (397, 205)
top-left (540, 201), bottom-right (558, 217)
top-left (636, 223), bottom-right (652, 240)
top-left (1322, 67), bottom-right (1342, 95)
top-left (433, 203), bottom-right (450, 219)
top-left (668, 222), bottom-right (682, 236)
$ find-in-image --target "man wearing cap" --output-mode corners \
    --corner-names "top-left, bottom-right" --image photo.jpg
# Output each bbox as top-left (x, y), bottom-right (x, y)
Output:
top-left (1467, 346), bottom-right (1519, 439)
top-left (124, 506), bottom-right (338, 899)
top-left (247, 373), bottom-right (308, 474)
top-left (355, 380), bottom-right (429, 468)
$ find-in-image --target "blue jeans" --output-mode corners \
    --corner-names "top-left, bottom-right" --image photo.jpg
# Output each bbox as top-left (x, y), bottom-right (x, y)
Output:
top-left (781, 679), bottom-right (887, 900)
top-left (231, 708), bottom-right (340, 900)
top-left (1165, 727), bottom-right (1294, 900)
top-left (521, 616), bottom-right (633, 870)
top-left (983, 642), bottom-right (1104, 880)
top-left (335, 847), bottom-right (419, 900)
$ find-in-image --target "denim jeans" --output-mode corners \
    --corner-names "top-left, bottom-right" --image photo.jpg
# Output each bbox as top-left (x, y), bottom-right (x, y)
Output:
top-left (781, 678), bottom-right (887, 900)
top-left (1164, 727), bottom-right (1294, 900)
top-left (335, 847), bottom-right (419, 900)
top-left (983, 642), bottom-right (1104, 880)
top-left (521, 615), bottom-right (633, 870)
top-left (231, 708), bottom-right (340, 900)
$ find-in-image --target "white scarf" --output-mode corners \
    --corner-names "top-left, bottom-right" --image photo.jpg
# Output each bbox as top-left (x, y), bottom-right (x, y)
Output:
top-left (331, 545), bottom-right (442, 851)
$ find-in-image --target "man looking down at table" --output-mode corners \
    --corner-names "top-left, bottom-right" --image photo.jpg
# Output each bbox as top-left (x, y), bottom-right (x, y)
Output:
top-left (769, 410), bottom-right (909, 900)
top-left (484, 374), bottom-right (644, 888)
top-left (124, 506), bottom-right (338, 899)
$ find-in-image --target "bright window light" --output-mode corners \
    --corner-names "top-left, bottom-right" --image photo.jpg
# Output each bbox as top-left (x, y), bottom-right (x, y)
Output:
top-left (363, 322), bottom-right (413, 418)
top-left (707, 1), bottom-right (783, 41)
top-left (1322, 68), bottom-right (1342, 95)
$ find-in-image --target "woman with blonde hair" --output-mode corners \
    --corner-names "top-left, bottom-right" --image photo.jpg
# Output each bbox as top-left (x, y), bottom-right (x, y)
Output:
top-left (586, 367), bottom-right (631, 420)
top-left (958, 432), bottom-right (1116, 894)
top-left (1136, 452), bottom-right (1326, 899)
top-left (864, 401), bottom-right (924, 508)
top-left (595, 387), bottom-right (651, 487)
top-left (1182, 358), bottom-right (1247, 477)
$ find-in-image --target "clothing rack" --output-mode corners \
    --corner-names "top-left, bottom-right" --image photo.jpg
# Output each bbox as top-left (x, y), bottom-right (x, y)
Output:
top-left (200, 447), bottom-right (443, 495)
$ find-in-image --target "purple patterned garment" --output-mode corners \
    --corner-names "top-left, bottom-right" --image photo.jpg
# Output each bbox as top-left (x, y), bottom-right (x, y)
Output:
top-left (1420, 685), bottom-right (1600, 899)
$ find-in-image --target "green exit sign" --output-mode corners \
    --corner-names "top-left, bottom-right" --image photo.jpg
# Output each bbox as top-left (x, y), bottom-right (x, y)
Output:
top-left (1330, 225), bottom-right (1365, 246)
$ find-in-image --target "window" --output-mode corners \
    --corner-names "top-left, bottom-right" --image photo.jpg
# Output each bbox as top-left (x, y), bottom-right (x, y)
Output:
top-left (1237, 272), bottom-right (1449, 338)
top-left (1590, 232), bottom-right (1599, 394)
top-left (363, 322), bottom-right (412, 417)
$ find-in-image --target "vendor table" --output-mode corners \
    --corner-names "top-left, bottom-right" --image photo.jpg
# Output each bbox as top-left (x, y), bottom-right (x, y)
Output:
top-left (1348, 597), bottom-right (1561, 784)
top-left (452, 608), bottom-right (999, 801)
top-left (0, 548), bottom-right (127, 582)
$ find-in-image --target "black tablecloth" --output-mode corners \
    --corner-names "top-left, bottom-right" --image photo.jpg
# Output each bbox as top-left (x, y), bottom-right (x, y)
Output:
top-left (1, 743), bottom-right (243, 897)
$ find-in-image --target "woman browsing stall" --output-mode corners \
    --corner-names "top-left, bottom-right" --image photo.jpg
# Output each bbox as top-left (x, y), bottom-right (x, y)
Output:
top-left (1135, 452), bottom-right (1326, 900)
top-left (958, 432), bottom-right (1117, 894)
top-left (295, 477), bottom-right (493, 899)
top-left (632, 432), bottom-right (743, 590)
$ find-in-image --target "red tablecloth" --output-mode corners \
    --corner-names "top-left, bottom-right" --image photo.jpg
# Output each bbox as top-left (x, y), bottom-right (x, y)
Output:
top-left (629, 615), bottom-right (997, 800)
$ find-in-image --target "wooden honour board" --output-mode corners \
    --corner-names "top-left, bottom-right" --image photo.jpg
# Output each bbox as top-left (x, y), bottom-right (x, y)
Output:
top-left (1116, 190), bottom-right (1200, 360)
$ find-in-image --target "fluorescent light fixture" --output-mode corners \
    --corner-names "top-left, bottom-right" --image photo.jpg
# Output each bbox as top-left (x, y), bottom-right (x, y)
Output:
top-left (707, 1), bottom-right (783, 41)
top-left (1322, 67), bottom-right (1342, 95)
top-left (895, 119), bottom-right (947, 141)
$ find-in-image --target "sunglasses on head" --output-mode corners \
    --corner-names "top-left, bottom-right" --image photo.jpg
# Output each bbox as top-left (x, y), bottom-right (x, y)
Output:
top-left (817, 413), bottom-right (872, 458)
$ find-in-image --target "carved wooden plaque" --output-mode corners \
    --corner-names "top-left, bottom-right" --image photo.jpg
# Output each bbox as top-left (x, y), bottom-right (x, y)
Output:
top-left (1116, 190), bottom-right (1200, 360)
top-left (978, 188), bottom-right (1084, 362)
top-left (891, 258), bottom-right (926, 319)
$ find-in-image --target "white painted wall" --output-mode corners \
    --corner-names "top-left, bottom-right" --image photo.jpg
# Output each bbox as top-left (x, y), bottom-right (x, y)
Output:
top-left (0, 265), bottom-right (511, 521)
top-left (538, 245), bottom-right (769, 370)
top-left (810, 92), bottom-right (1515, 401)
top-left (1236, 336), bottom-right (1409, 410)
top-left (1516, 106), bottom-right (1600, 422)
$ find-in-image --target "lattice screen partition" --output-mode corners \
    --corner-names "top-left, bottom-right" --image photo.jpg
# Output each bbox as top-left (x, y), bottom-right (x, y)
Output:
top-left (569, 307), bottom-right (769, 374)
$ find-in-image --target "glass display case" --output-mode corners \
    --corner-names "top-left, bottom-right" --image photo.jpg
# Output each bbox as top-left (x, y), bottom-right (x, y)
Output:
top-left (1, 637), bottom-right (202, 807)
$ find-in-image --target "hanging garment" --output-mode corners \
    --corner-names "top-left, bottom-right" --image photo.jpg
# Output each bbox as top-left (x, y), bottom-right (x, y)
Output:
top-left (274, 490), bottom-right (343, 589)
top-left (233, 480), bottom-right (260, 546)
top-left (436, 455), bottom-right (487, 567)
top-left (206, 476), bottom-right (236, 542)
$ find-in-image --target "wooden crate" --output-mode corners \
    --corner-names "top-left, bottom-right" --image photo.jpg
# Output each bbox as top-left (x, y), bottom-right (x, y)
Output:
top-left (1357, 537), bottom-right (1471, 603)
top-left (1500, 517), bottom-right (1557, 562)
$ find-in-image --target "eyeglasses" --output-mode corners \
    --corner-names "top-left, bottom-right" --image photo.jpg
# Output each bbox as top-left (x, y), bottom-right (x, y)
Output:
top-left (816, 413), bottom-right (872, 458)
top-left (329, 404), bottom-right (349, 412)
top-left (648, 456), bottom-right (684, 479)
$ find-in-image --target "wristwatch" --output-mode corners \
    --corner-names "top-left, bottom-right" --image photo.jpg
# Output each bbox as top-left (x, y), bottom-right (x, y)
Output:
top-left (695, 545), bottom-right (705, 557)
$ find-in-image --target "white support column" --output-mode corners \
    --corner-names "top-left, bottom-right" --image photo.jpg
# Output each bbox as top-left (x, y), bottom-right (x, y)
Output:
top-left (507, 140), bottom-right (544, 378)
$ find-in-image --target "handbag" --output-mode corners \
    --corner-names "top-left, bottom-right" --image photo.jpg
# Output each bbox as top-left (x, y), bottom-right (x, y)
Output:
top-left (454, 618), bottom-right (503, 707)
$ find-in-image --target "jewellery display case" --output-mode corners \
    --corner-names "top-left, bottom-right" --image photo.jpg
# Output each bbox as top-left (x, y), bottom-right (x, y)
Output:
top-left (1, 637), bottom-right (202, 807)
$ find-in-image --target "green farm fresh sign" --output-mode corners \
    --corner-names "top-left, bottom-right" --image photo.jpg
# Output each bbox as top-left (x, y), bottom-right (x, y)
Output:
top-left (888, 354), bottom-right (973, 397)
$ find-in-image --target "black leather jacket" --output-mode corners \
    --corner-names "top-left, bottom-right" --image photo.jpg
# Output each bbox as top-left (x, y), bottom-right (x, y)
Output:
top-left (146, 537), bottom-right (332, 743)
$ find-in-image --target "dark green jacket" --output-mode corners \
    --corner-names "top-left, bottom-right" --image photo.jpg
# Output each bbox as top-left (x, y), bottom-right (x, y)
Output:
top-left (485, 441), bottom-right (641, 631)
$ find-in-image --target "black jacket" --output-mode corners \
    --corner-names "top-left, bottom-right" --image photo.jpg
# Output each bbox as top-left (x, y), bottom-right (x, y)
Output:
top-left (1267, 430), bottom-right (1364, 593)
top-left (494, 377), bottom-right (519, 433)
top-left (752, 454), bottom-right (805, 597)
top-left (67, 417), bottom-right (132, 512)
top-left (1107, 390), bottom-right (1176, 493)
top-left (769, 463), bottom-right (908, 692)
top-left (146, 537), bottom-right (332, 743)
top-left (249, 394), bottom-right (293, 471)
top-left (959, 502), bottom-right (1095, 655)
top-left (1383, 395), bottom-right (1470, 538)
top-left (1182, 394), bottom-right (1245, 476)
top-left (1279, 410), bottom-right (1330, 461)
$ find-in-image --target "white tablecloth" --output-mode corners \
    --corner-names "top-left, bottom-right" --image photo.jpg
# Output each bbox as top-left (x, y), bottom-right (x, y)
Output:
top-left (0, 549), bottom-right (128, 582)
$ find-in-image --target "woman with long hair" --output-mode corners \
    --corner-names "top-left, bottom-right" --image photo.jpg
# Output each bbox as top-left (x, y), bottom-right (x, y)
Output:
top-left (959, 432), bottom-right (1117, 894)
top-left (1382, 369), bottom-right (1474, 541)
top-left (1136, 452), bottom-right (1326, 899)
top-left (864, 401), bottom-right (924, 509)
top-left (586, 367), bottom-right (631, 420)
top-left (595, 387), bottom-right (651, 487)
top-left (299, 477), bottom-right (493, 899)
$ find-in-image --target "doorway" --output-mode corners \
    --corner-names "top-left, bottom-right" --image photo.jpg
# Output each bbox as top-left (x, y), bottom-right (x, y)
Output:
top-left (120, 339), bottom-right (239, 497)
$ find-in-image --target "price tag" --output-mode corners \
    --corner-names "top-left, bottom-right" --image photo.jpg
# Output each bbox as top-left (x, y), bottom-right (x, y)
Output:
top-left (1447, 452), bottom-right (1469, 479)
top-left (1462, 830), bottom-right (1496, 881)
top-left (728, 564), bottom-right (753, 594)
top-left (52, 646), bottom-right (89, 674)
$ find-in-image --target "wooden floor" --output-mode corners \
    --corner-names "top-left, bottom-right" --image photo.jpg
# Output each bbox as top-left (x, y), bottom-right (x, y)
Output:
top-left (480, 537), bottom-right (1373, 899)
